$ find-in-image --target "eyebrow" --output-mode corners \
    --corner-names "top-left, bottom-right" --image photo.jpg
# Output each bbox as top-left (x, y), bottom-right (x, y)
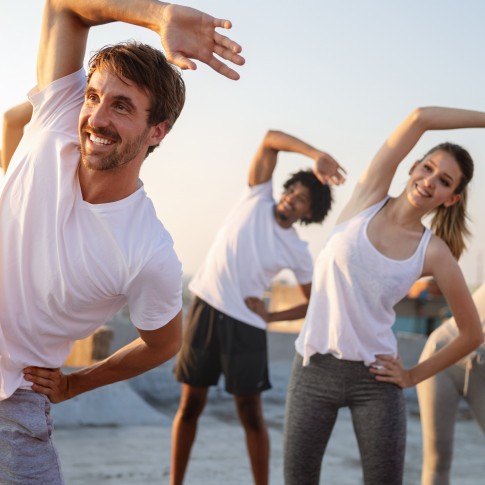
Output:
top-left (84, 87), bottom-right (137, 112)
top-left (426, 159), bottom-right (455, 183)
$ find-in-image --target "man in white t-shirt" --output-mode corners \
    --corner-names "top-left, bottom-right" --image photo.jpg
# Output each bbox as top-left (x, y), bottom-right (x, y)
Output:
top-left (0, 1), bottom-right (244, 483)
top-left (171, 130), bottom-right (346, 485)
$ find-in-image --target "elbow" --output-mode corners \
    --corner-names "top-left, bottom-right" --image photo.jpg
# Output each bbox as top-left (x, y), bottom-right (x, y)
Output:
top-left (170, 324), bottom-right (184, 359)
top-left (464, 328), bottom-right (484, 354)
top-left (473, 331), bottom-right (485, 349)
top-left (172, 334), bottom-right (183, 358)
top-left (409, 106), bottom-right (438, 131)
top-left (263, 130), bottom-right (283, 148)
top-left (154, 335), bottom-right (181, 365)
top-left (165, 326), bottom-right (183, 361)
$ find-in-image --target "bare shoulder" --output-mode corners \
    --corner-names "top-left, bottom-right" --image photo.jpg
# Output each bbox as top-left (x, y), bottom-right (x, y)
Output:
top-left (422, 234), bottom-right (459, 278)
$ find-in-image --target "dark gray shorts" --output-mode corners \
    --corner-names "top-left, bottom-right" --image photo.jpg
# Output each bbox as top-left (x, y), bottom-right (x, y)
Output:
top-left (0, 389), bottom-right (64, 484)
top-left (174, 297), bottom-right (271, 395)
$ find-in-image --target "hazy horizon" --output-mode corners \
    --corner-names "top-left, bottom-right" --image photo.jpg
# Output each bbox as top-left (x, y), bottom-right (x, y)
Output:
top-left (1, 0), bottom-right (485, 286)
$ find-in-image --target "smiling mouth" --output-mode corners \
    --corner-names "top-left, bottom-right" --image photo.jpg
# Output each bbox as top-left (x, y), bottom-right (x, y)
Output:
top-left (415, 184), bottom-right (431, 198)
top-left (89, 133), bottom-right (113, 146)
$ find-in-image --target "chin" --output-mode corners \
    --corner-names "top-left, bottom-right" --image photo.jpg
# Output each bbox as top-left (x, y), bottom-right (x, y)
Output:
top-left (275, 210), bottom-right (289, 222)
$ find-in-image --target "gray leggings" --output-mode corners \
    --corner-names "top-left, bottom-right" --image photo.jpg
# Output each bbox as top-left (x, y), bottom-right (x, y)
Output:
top-left (284, 353), bottom-right (406, 485)
top-left (417, 327), bottom-right (485, 485)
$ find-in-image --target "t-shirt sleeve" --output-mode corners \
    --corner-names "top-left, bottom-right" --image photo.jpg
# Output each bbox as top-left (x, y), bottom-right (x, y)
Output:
top-left (246, 179), bottom-right (274, 201)
top-left (28, 68), bottom-right (85, 135)
top-left (125, 250), bottom-right (183, 331)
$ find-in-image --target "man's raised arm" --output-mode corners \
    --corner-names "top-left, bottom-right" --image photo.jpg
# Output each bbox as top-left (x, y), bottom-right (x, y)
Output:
top-left (37, 0), bottom-right (245, 90)
top-left (248, 130), bottom-right (346, 187)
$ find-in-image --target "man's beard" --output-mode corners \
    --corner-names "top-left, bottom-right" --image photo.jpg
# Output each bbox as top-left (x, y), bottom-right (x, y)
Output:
top-left (274, 204), bottom-right (289, 222)
top-left (80, 124), bottom-right (150, 171)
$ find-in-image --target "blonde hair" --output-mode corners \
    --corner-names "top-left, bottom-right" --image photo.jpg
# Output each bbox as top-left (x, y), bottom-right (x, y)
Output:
top-left (424, 143), bottom-right (474, 260)
top-left (430, 190), bottom-right (471, 259)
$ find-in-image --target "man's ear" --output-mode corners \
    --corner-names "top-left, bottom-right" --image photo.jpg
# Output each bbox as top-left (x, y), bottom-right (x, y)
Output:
top-left (148, 121), bottom-right (169, 146)
top-left (443, 193), bottom-right (461, 208)
top-left (409, 160), bottom-right (420, 175)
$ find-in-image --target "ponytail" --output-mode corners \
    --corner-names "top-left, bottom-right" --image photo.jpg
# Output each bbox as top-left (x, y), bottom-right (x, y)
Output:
top-left (430, 189), bottom-right (471, 260)
top-left (421, 142), bottom-right (474, 260)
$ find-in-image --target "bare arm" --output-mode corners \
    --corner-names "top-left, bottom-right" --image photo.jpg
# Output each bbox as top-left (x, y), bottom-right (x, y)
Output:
top-left (339, 106), bottom-right (485, 222)
top-left (245, 283), bottom-right (311, 323)
top-left (371, 239), bottom-right (483, 388)
top-left (38, 0), bottom-right (244, 90)
top-left (248, 130), bottom-right (346, 187)
top-left (1, 101), bottom-right (33, 174)
top-left (23, 312), bottom-right (182, 403)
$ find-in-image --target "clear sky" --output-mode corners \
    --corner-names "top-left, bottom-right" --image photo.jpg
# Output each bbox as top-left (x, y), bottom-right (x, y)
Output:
top-left (1, 0), bottom-right (485, 286)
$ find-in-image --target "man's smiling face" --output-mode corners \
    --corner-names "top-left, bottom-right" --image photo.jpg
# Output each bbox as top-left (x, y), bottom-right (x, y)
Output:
top-left (78, 69), bottom-right (154, 172)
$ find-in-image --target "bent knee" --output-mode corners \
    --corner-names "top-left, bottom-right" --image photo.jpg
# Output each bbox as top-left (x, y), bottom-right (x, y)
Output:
top-left (236, 397), bottom-right (265, 430)
top-left (179, 394), bottom-right (207, 421)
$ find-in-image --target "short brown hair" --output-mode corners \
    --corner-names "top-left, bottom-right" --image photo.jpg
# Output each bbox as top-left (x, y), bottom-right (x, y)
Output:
top-left (88, 42), bottom-right (185, 154)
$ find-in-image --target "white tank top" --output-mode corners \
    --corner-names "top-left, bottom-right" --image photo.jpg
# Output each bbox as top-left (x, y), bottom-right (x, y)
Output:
top-left (295, 197), bottom-right (432, 366)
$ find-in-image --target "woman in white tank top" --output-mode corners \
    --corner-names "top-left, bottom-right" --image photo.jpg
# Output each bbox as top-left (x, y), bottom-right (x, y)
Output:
top-left (284, 106), bottom-right (485, 485)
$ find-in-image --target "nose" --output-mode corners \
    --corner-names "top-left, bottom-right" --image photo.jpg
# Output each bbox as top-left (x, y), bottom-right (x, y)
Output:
top-left (424, 175), bottom-right (436, 188)
top-left (88, 102), bottom-right (110, 129)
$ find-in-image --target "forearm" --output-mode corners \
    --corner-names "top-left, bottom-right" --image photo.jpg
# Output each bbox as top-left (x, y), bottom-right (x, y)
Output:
top-left (65, 334), bottom-right (180, 399)
top-left (408, 332), bottom-right (484, 386)
top-left (52, 0), bottom-right (167, 32)
top-left (267, 303), bottom-right (308, 323)
top-left (415, 106), bottom-right (485, 131)
top-left (264, 130), bottom-right (320, 159)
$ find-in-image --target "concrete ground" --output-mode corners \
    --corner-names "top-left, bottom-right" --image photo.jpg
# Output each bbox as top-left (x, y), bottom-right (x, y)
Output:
top-left (53, 331), bottom-right (485, 484)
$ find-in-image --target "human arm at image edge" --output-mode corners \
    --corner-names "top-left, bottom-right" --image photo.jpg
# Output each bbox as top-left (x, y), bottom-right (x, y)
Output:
top-left (23, 311), bottom-right (182, 403)
top-left (1, 101), bottom-right (33, 174)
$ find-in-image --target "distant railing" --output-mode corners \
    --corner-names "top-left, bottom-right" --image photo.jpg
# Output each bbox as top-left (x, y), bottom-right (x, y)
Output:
top-left (394, 296), bottom-right (449, 336)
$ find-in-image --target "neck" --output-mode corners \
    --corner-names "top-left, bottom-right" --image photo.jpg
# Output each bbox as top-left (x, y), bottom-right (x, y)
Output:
top-left (385, 195), bottom-right (426, 231)
top-left (78, 163), bottom-right (142, 204)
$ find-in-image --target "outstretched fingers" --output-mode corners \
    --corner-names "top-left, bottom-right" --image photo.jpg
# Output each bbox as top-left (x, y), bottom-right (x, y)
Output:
top-left (208, 30), bottom-right (245, 80)
top-left (213, 30), bottom-right (243, 56)
top-left (159, 5), bottom-right (244, 80)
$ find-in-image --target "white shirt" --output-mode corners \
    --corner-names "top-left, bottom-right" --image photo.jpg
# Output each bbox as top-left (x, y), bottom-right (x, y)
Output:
top-left (0, 69), bottom-right (182, 399)
top-left (296, 197), bottom-right (432, 366)
top-left (189, 181), bottom-right (313, 329)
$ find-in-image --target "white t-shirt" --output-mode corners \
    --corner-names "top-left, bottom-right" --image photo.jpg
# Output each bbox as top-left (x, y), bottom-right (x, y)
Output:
top-left (0, 69), bottom-right (182, 400)
top-left (189, 181), bottom-right (313, 330)
top-left (296, 197), bottom-right (432, 366)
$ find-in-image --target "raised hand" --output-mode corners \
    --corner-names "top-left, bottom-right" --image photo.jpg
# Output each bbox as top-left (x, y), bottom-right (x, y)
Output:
top-left (159, 4), bottom-right (245, 80)
top-left (314, 151), bottom-right (346, 186)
